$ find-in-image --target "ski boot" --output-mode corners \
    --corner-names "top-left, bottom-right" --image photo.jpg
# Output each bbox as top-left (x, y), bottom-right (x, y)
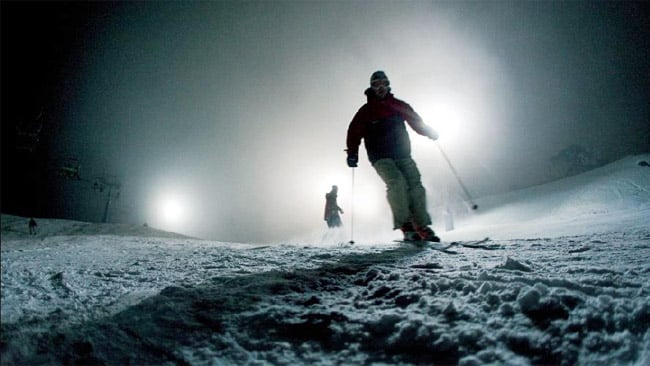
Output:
top-left (417, 226), bottom-right (441, 242)
top-left (400, 223), bottom-right (422, 241)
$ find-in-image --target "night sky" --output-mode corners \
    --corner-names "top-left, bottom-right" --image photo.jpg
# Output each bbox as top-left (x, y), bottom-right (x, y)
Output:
top-left (2, 1), bottom-right (649, 242)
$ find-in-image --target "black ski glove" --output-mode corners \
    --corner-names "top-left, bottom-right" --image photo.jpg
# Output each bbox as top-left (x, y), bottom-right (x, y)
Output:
top-left (347, 154), bottom-right (358, 168)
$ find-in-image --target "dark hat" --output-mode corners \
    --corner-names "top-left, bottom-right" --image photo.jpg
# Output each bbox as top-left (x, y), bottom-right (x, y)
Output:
top-left (370, 70), bottom-right (389, 85)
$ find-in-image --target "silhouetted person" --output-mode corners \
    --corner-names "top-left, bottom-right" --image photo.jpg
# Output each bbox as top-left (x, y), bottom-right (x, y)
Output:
top-left (346, 70), bottom-right (440, 242)
top-left (324, 185), bottom-right (344, 228)
top-left (28, 217), bottom-right (37, 235)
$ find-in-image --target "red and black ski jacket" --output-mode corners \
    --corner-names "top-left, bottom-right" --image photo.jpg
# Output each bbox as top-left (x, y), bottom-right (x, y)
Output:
top-left (346, 89), bottom-right (430, 164)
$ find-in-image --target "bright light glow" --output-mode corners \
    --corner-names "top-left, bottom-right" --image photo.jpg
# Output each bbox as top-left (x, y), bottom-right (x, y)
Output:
top-left (161, 197), bottom-right (184, 224)
top-left (352, 181), bottom-right (383, 217)
top-left (420, 99), bottom-right (463, 144)
top-left (151, 189), bottom-right (193, 232)
top-left (316, 172), bottom-right (347, 198)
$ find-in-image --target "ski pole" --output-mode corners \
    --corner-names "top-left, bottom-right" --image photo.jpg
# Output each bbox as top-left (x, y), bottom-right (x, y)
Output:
top-left (349, 168), bottom-right (355, 244)
top-left (435, 143), bottom-right (479, 210)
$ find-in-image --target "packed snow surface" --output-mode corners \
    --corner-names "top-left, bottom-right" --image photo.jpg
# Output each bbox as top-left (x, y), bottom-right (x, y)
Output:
top-left (2, 155), bottom-right (650, 365)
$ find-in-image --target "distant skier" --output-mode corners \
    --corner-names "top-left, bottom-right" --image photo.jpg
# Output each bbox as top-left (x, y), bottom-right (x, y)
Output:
top-left (28, 217), bottom-right (37, 235)
top-left (324, 185), bottom-right (344, 228)
top-left (346, 70), bottom-right (440, 242)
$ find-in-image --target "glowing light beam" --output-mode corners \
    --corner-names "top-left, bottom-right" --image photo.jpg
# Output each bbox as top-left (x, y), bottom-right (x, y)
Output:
top-left (420, 100), bottom-right (464, 144)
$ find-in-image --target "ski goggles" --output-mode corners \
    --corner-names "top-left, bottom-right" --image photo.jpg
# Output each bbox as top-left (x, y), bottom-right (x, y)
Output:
top-left (371, 79), bottom-right (390, 89)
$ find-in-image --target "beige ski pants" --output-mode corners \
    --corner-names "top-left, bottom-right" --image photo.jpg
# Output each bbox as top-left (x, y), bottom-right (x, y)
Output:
top-left (372, 157), bottom-right (432, 229)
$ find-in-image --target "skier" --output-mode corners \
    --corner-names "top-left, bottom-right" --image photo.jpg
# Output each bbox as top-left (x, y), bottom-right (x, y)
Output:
top-left (28, 217), bottom-right (37, 235)
top-left (324, 185), bottom-right (344, 228)
top-left (346, 70), bottom-right (440, 242)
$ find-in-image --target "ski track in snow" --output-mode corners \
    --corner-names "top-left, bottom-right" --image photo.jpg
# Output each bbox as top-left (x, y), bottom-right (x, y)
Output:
top-left (2, 231), bottom-right (650, 365)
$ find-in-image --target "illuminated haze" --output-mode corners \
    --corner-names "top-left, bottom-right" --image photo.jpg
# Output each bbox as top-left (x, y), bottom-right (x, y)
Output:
top-left (3, 2), bottom-right (648, 242)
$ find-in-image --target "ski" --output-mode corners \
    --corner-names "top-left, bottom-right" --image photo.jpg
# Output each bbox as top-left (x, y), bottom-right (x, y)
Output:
top-left (454, 237), bottom-right (494, 249)
top-left (395, 237), bottom-right (493, 252)
top-left (394, 240), bottom-right (458, 252)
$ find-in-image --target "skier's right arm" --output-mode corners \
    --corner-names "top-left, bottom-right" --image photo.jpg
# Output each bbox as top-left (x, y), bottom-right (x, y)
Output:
top-left (346, 109), bottom-right (366, 167)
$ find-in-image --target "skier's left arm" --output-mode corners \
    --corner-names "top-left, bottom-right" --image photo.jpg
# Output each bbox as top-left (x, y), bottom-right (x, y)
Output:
top-left (401, 102), bottom-right (439, 140)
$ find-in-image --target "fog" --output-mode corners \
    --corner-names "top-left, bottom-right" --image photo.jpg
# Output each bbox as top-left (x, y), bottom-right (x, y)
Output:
top-left (2, 1), bottom-right (648, 242)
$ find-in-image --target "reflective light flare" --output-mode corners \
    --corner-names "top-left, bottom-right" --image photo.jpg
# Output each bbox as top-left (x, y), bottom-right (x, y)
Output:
top-left (148, 186), bottom-right (196, 233)
top-left (160, 196), bottom-right (185, 225)
top-left (418, 98), bottom-right (466, 145)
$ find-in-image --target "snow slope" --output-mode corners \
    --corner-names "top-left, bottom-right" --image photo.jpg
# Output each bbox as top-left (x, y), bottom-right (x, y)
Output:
top-left (1, 155), bottom-right (649, 365)
top-left (443, 154), bottom-right (650, 241)
top-left (0, 215), bottom-right (195, 241)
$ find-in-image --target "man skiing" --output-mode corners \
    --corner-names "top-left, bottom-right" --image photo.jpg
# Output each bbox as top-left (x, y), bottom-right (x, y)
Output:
top-left (324, 185), bottom-right (344, 228)
top-left (346, 70), bottom-right (440, 242)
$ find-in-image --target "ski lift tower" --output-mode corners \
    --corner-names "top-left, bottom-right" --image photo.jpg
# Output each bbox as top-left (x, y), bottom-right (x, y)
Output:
top-left (92, 175), bottom-right (121, 223)
top-left (15, 111), bottom-right (45, 153)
